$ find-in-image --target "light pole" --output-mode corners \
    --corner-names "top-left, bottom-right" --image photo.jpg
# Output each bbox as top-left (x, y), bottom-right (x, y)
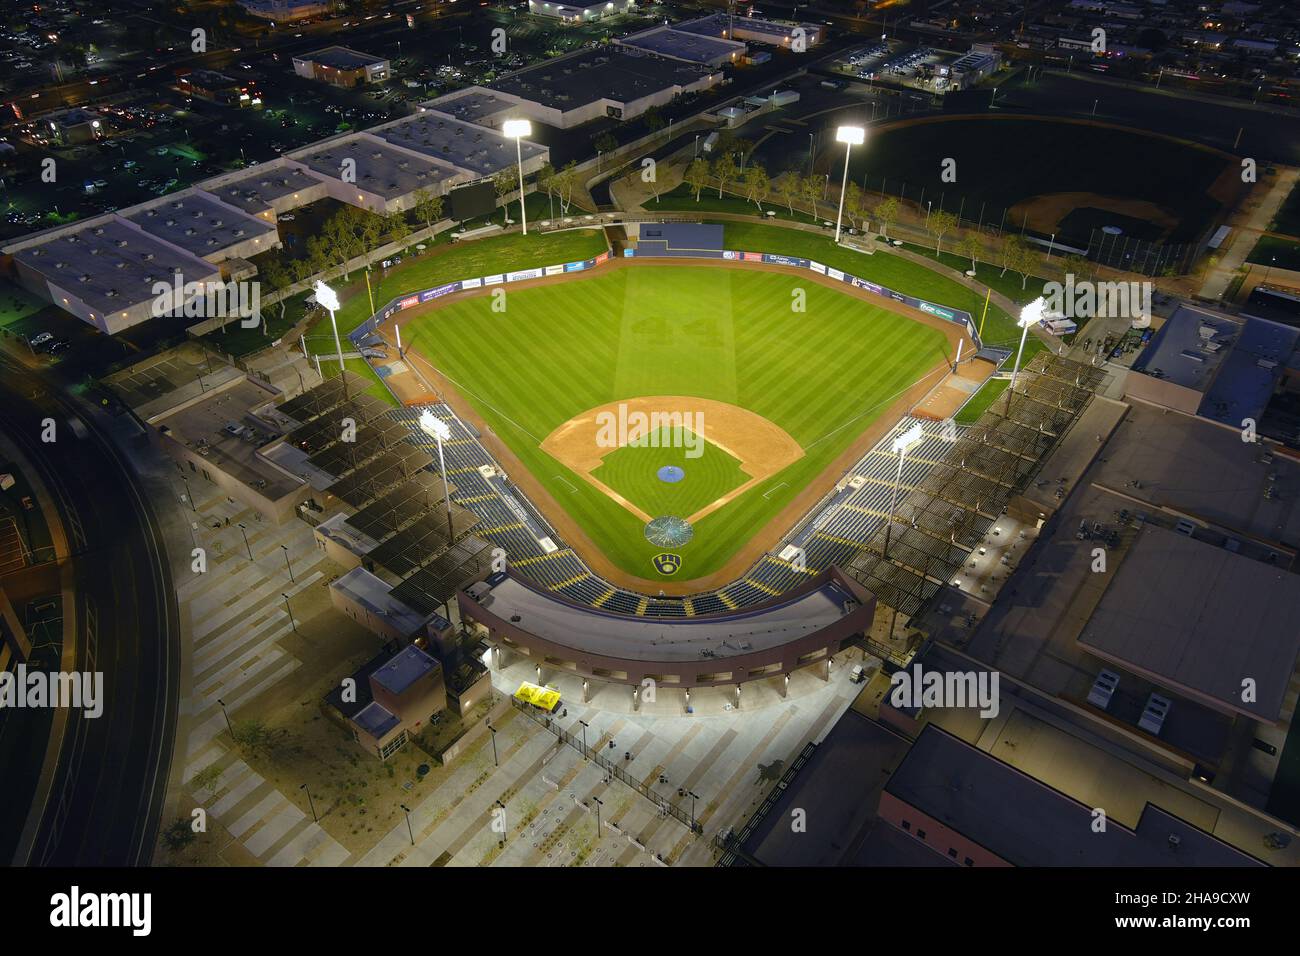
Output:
top-left (592, 795), bottom-right (603, 834)
top-left (577, 718), bottom-right (589, 755)
top-left (486, 722), bottom-right (498, 766)
top-left (301, 783), bottom-right (317, 822)
top-left (400, 803), bottom-right (414, 845)
top-left (502, 119), bottom-right (532, 235)
top-left (1010, 297), bottom-right (1045, 393)
top-left (237, 522), bottom-right (253, 561)
top-left (686, 789), bottom-right (700, 832)
top-left (833, 125), bottom-right (864, 243)
top-left (280, 543), bottom-right (295, 582)
top-left (314, 280), bottom-right (346, 398)
top-left (216, 697), bottom-right (233, 736)
top-left (282, 593), bottom-right (297, 633)
top-left (883, 422), bottom-right (923, 563)
top-left (419, 410), bottom-right (455, 543)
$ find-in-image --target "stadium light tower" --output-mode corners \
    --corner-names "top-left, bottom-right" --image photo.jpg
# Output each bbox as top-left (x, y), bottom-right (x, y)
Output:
top-left (315, 279), bottom-right (346, 398)
top-left (419, 409), bottom-right (455, 541)
top-left (833, 125), bottom-right (865, 244)
top-left (883, 421), bottom-right (924, 562)
top-left (502, 119), bottom-right (532, 236)
top-left (1010, 297), bottom-right (1045, 393)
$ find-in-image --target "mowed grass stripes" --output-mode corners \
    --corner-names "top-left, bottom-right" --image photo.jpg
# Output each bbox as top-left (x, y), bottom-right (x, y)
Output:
top-left (407, 265), bottom-right (949, 579)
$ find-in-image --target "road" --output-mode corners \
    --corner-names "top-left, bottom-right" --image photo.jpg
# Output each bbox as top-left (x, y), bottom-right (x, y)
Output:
top-left (0, 354), bottom-right (180, 866)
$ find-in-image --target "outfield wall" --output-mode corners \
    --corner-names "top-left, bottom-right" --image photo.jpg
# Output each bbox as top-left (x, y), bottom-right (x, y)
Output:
top-left (348, 242), bottom-right (983, 351)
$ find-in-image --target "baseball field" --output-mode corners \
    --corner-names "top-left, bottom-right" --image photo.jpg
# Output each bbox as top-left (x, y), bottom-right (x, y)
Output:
top-left (401, 261), bottom-right (956, 584)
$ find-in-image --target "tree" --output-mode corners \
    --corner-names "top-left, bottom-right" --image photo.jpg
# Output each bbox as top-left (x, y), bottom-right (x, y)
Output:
top-left (684, 158), bottom-right (710, 201)
top-left (801, 174), bottom-right (823, 219)
top-left (930, 210), bottom-right (958, 254)
top-left (260, 258), bottom-right (292, 322)
top-left (189, 763), bottom-right (223, 792)
top-left (843, 182), bottom-right (865, 230)
top-left (776, 172), bottom-right (801, 215)
top-left (875, 197), bottom-right (899, 238)
top-left (712, 153), bottom-right (738, 199)
top-left (556, 161), bottom-right (579, 215)
top-left (412, 187), bottom-right (444, 231)
top-left (643, 106), bottom-right (666, 133)
top-left (230, 718), bottom-right (286, 757)
top-left (742, 162), bottom-right (770, 210)
top-left (493, 169), bottom-right (517, 223)
top-left (999, 233), bottom-right (1027, 278)
top-left (592, 131), bottom-right (618, 169)
top-left (162, 818), bottom-right (197, 852)
top-left (1061, 252), bottom-right (1093, 283)
top-left (956, 232), bottom-right (983, 272)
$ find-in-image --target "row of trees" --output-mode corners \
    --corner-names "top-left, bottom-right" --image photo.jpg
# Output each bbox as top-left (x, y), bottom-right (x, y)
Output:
top-left (676, 154), bottom-right (1063, 290)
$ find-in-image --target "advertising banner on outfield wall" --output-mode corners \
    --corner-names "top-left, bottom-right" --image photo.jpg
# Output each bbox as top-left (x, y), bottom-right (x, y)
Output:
top-left (354, 243), bottom-right (979, 351)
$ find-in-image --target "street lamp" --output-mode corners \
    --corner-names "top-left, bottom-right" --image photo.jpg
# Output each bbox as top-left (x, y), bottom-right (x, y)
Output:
top-left (314, 280), bottom-right (346, 398)
top-left (216, 697), bottom-right (233, 736)
top-left (418, 410), bottom-right (455, 542)
top-left (883, 421), bottom-right (924, 562)
top-left (1010, 297), bottom-right (1045, 393)
top-left (400, 803), bottom-right (414, 845)
top-left (486, 722), bottom-right (499, 766)
top-left (280, 543), bottom-right (294, 583)
top-left (502, 119), bottom-right (532, 236)
top-left (577, 718), bottom-right (589, 755)
top-left (833, 125), bottom-right (865, 243)
top-left (236, 522), bottom-right (253, 561)
top-left (592, 795), bottom-right (603, 834)
top-left (301, 783), bottom-right (317, 822)
top-left (282, 593), bottom-right (297, 633)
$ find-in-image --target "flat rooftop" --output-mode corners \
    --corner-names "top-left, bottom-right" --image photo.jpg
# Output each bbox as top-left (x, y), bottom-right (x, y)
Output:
top-left (372, 644), bottom-right (439, 695)
top-left (378, 111), bottom-right (546, 178)
top-left (352, 701), bottom-right (400, 738)
top-left (1198, 316), bottom-right (1300, 428)
top-left (154, 377), bottom-right (303, 501)
top-left (1089, 400), bottom-right (1300, 547)
top-left (1080, 523), bottom-right (1300, 721)
top-left (674, 13), bottom-right (817, 42)
top-left (331, 566), bottom-right (432, 637)
top-left (124, 192), bottom-right (278, 260)
top-left (203, 162), bottom-right (324, 216)
top-left (427, 89), bottom-right (523, 126)
top-left (472, 572), bottom-right (864, 662)
top-left (887, 725), bottom-right (1263, 866)
top-left (292, 134), bottom-right (457, 199)
top-left (296, 46), bottom-right (387, 70)
top-left (8, 217), bottom-right (221, 316)
top-left (489, 49), bottom-right (716, 113)
top-left (1131, 304), bottom-right (1238, 391)
top-left (617, 26), bottom-right (744, 65)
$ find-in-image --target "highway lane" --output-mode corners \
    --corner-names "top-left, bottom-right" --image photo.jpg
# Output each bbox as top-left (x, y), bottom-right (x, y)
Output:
top-left (0, 355), bottom-right (179, 866)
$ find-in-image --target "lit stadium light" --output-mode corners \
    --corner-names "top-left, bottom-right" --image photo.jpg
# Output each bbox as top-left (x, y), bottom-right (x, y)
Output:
top-left (1010, 297), bottom-right (1046, 393)
top-left (892, 421), bottom-right (924, 454)
top-left (313, 280), bottom-right (340, 313)
top-left (833, 126), bottom-right (866, 243)
top-left (502, 120), bottom-right (533, 235)
top-left (418, 409), bottom-right (451, 442)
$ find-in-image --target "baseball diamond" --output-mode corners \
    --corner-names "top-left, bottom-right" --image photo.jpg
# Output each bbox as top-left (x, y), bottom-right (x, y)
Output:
top-left (391, 257), bottom-right (965, 584)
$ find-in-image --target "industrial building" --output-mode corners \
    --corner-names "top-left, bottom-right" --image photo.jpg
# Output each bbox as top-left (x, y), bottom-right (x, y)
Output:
top-left (292, 47), bottom-right (391, 88)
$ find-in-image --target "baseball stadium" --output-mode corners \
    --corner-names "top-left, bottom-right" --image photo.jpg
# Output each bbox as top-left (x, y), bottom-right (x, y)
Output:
top-left (329, 220), bottom-right (1102, 692)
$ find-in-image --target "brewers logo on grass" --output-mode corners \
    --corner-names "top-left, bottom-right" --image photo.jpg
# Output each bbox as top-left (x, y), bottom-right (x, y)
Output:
top-left (652, 553), bottom-right (682, 576)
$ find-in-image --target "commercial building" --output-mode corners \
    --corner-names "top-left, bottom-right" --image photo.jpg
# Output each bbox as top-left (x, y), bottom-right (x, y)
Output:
top-left (239, 0), bottom-right (332, 23)
top-left (879, 725), bottom-right (1263, 866)
top-left (347, 645), bottom-right (447, 760)
top-left (292, 47), bottom-right (391, 88)
top-left (178, 70), bottom-right (257, 107)
top-left (616, 24), bottom-right (746, 67)
top-left (485, 48), bottom-right (721, 127)
top-left (672, 12), bottom-right (824, 49)
top-left (527, 0), bottom-right (636, 21)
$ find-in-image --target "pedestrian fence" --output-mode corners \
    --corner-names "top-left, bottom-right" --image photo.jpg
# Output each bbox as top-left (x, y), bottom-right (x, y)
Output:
top-left (509, 697), bottom-right (701, 835)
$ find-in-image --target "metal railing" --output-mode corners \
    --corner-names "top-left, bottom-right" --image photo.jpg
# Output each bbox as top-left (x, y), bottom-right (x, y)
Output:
top-left (509, 697), bottom-right (700, 835)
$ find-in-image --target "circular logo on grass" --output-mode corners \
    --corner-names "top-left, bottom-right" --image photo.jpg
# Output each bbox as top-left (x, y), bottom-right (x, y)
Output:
top-left (657, 465), bottom-right (685, 483)
top-left (644, 515), bottom-right (693, 548)
top-left (652, 553), bottom-right (682, 575)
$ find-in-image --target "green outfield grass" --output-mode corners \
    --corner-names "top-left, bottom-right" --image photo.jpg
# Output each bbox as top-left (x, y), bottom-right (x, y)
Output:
top-left (407, 264), bottom-right (949, 579)
top-left (954, 378), bottom-right (1010, 424)
top-left (307, 227), bottom-right (609, 347)
top-left (592, 428), bottom-right (749, 519)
